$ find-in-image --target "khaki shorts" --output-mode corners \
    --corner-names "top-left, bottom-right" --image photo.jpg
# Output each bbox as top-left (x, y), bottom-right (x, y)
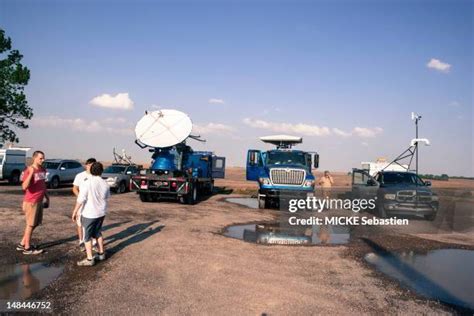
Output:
top-left (23, 202), bottom-right (43, 227)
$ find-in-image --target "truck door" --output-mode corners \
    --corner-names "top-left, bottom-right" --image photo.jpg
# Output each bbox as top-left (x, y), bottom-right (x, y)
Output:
top-left (351, 168), bottom-right (378, 200)
top-left (246, 150), bottom-right (261, 181)
top-left (212, 156), bottom-right (226, 179)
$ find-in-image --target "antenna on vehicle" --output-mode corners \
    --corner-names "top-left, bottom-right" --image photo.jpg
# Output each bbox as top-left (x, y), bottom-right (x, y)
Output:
top-left (381, 113), bottom-right (429, 179)
top-left (113, 148), bottom-right (133, 165)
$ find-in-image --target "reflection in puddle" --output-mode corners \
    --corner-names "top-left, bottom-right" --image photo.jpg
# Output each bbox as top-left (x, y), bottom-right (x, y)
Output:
top-left (225, 198), bottom-right (258, 209)
top-left (0, 263), bottom-right (63, 300)
top-left (224, 223), bottom-right (350, 245)
top-left (365, 249), bottom-right (474, 310)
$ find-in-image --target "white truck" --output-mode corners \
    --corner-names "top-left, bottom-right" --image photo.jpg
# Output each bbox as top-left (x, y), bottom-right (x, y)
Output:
top-left (0, 145), bottom-right (30, 185)
top-left (361, 158), bottom-right (408, 177)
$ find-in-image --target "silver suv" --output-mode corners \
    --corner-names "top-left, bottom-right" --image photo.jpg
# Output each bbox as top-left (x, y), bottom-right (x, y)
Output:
top-left (102, 164), bottom-right (141, 193)
top-left (43, 159), bottom-right (85, 189)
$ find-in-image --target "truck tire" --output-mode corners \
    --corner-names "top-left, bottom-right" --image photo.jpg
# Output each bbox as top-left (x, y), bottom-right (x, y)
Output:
top-left (377, 203), bottom-right (387, 218)
top-left (117, 181), bottom-right (127, 194)
top-left (139, 192), bottom-right (150, 202)
top-left (424, 213), bottom-right (436, 221)
top-left (186, 184), bottom-right (198, 205)
top-left (50, 176), bottom-right (60, 189)
top-left (258, 196), bottom-right (266, 209)
top-left (8, 170), bottom-right (21, 185)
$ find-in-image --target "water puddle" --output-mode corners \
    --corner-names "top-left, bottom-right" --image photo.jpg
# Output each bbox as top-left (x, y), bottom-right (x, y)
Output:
top-left (224, 222), bottom-right (350, 245)
top-left (0, 263), bottom-right (64, 300)
top-left (225, 198), bottom-right (258, 209)
top-left (365, 249), bottom-right (474, 310)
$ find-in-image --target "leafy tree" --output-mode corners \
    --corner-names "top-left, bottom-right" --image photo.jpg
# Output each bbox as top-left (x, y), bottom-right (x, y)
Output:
top-left (0, 28), bottom-right (32, 143)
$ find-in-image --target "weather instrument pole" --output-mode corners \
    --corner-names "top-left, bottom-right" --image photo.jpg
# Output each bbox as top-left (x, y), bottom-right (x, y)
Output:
top-left (412, 112), bottom-right (422, 178)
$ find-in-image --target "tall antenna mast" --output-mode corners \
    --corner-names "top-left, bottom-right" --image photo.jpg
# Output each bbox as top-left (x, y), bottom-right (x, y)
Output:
top-left (411, 112), bottom-right (422, 177)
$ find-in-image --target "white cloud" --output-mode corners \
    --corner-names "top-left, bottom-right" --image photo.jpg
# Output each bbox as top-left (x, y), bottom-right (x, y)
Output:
top-left (208, 98), bottom-right (225, 105)
top-left (361, 142), bottom-right (369, 147)
top-left (31, 116), bottom-right (133, 136)
top-left (193, 123), bottom-right (235, 134)
top-left (90, 93), bottom-right (134, 110)
top-left (426, 58), bottom-right (451, 73)
top-left (332, 128), bottom-right (351, 137)
top-left (243, 118), bottom-right (383, 138)
top-left (243, 118), bottom-right (331, 136)
top-left (449, 101), bottom-right (461, 107)
top-left (352, 127), bottom-right (383, 138)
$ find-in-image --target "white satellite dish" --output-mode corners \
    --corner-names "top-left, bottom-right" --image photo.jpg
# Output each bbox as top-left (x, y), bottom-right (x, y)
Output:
top-left (135, 109), bottom-right (193, 148)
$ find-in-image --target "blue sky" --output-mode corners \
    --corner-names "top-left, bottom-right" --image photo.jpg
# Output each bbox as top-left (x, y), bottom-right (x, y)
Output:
top-left (1, 0), bottom-right (472, 175)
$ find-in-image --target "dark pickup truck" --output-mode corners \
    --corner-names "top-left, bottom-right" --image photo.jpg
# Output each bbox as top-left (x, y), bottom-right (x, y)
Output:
top-left (352, 170), bottom-right (439, 220)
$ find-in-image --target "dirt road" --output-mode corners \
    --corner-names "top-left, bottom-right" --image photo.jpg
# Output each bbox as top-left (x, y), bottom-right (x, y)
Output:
top-left (0, 171), bottom-right (473, 314)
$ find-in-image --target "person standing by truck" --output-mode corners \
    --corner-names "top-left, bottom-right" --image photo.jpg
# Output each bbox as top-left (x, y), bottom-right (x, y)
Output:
top-left (18, 150), bottom-right (49, 255)
top-left (72, 162), bottom-right (110, 266)
top-left (318, 170), bottom-right (334, 200)
top-left (72, 158), bottom-right (96, 249)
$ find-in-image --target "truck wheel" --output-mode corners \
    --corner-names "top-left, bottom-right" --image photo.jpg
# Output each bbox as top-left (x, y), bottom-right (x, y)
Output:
top-left (424, 213), bottom-right (436, 221)
top-left (377, 203), bottom-right (387, 218)
top-left (186, 184), bottom-right (198, 205)
top-left (139, 192), bottom-right (150, 202)
top-left (50, 176), bottom-right (60, 189)
top-left (258, 196), bottom-right (266, 209)
top-left (8, 170), bottom-right (21, 185)
top-left (118, 181), bottom-right (127, 194)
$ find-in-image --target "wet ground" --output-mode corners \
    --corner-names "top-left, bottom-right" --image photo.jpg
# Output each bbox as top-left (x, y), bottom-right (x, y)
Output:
top-left (365, 249), bottom-right (474, 311)
top-left (0, 177), bottom-right (473, 314)
top-left (0, 262), bottom-right (63, 300)
top-left (224, 222), bottom-right (350, 245)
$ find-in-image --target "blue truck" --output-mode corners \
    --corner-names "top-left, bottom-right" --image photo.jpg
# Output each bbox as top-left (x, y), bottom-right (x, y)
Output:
top-left (246, 135), bottom-right (319, 209)
top-left (131, 143), bottom-right (225, 204)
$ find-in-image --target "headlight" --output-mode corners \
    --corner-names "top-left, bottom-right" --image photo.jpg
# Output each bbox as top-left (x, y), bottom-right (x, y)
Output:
top-left (259, 177), bottom-right (271, 185)
top-left (384, 193), bottom-right (396, 200)
top-left (304, 180), bottom-right (315, 187)
top-left (107, 177), bottom-right (118, 183)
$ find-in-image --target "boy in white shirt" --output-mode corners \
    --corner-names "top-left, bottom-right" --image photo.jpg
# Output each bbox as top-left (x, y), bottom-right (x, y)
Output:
top-left (72, 162), bottom-right (110, 266)
top-left (72, 158), bottom-right (96, 249)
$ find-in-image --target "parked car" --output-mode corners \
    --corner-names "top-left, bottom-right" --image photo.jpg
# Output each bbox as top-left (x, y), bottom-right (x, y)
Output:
top-left (102, 164), bottom-right (141, 193)
top-left (43, 159), bottom-right (85, 189)
top-left (0, 146), bottom-right (29, 185)
top-left (352, 169), bottom-right (439, 220)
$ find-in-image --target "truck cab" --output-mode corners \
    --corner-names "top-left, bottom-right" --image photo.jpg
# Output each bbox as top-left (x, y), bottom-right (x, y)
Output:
top-left (352, 169), bottom-right (439, 220)
top-left (246, 135), bottom-right (319, 209)
top-left (0, 146), bottom-right (29, 185)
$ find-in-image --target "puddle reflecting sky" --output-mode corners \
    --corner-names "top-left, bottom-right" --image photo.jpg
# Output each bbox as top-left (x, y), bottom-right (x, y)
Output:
top-left (0, 263), bottom-right (63, 300)
top-left (224, 223), bottom-right (350, 245)
top-left (225, 198), bottom-right (258, 209)
top-left (365, 249), bottom-right (474, 310)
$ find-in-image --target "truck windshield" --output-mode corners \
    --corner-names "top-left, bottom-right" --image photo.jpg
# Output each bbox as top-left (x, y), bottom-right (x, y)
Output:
top-left (0, 154), bottom-right (4, 164)
top-left (380, 173), bottom-right (424, 185)
top-left (104, 166), bottom-right (126, 174)
top-left (43, 162), bottom-right (60, 169)
top-left (266, 151), bottom-right (307, 166)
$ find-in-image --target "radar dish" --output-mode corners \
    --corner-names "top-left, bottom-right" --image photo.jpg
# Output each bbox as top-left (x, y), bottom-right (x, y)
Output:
top-left (135, 109), bottom-right (193, 148)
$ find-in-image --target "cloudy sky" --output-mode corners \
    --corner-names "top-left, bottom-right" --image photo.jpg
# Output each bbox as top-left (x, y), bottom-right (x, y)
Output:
top-left (1, 0), bottom-right (472, 176)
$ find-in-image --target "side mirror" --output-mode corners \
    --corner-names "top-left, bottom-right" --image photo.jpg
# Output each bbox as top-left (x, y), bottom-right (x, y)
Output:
top-left (60, 167), bottom-right (66, 171)
top-left (249, 152), bottom-right (258, 165)
top-left (367, 179), bottom-right (377, 186)
top-left (126, 171), bottom-right (132, 175)
top-left (424, 181), bottom-right (431, 186)
top-left (313, 154), bottom-right (319, 169)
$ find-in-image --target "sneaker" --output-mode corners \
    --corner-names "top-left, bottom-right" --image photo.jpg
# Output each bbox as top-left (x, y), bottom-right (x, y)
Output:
top-left (23, 248), bottom-right (44, 255)
top-left (77, 258), bottom-right (95, 266)
top-left (16, 244), bottom-right (25, 251)
top-left (96, 252), bottom-right (106, 261)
